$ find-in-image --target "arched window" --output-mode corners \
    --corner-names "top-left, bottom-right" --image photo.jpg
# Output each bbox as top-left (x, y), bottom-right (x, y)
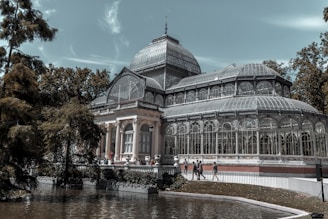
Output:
top-left (248, 136), bottom-right (257, 154)
top-left (240, 118), bottom-right (257, 154)
top-left (123, 124), bottom-right (133, 153)
top-left (210, 85), bottom-right (221, 98)
top-left (302, 119), bottom-right (313, 131)
top-left (315, 121), bottom-right (326, 157)
top-left (175, 92), bottom-right (184, 104)
top-left (166, 94), bottom-right (174, 105)
top-left (222, 83), bottom-right (234, 96)
top-left (283, 86), bottom-right (290, 98)
top-left (238, 82), bottom-right (254, 95)
top-left (275, 82), bottom-right (282, 96)
top-left (186, 90), bottom-right (196, 102)
top-left (190, 123), bottom-right (201, 154)
top-left (281, 118), bottom-right (298, 129)
top-left (144, 92), bottom-right (154, 103)
top-left (260, 135), bottom-right (272, 154)
top-left (108, 75), bottom-right (144, 102)
top-left (165, 124), bottom-right (175, 155)
top-left (315, 122), bottom-right (325, 134)
top-left (282, 118), bottom-right (299, 155)
top-left (301, 132), bottom-right (312, 156)
top-left (139, 124), bottom-right (151, 154)
top-left (204, 121), bottom-right (216, 154)
top-left (198, 88), bottom-right (208, 100)
top-left (177, 124), bottom-right (187, 154)
top-left (260, 117), bottom-right (278, 129)
top-left (286, 133), bottom-right (299, 155)
top-left (256, 81), bottom-right (273, 95)
top-left (219, 123), bottom-right (234, 154)
top-left (155, 94), bottom-right (164, 106)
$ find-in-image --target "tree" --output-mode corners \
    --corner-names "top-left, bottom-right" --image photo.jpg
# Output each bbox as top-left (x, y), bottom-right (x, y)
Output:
top-left (0, 62), bottom-right (42, 197)
top-left (0, 0), bottom-right (56, 199)
top-left (0, 0), bottom-right (57, 74)
top-left (262, 60), bottom-right (290, 78)
top-left (290, 31), bottom-right (328, 114)
top-left (38, 66), bottom-right (110, 185)
top-left (40, 98), bottom-right (103, 185)
top-left (39, 66), bottom-right (110, 106)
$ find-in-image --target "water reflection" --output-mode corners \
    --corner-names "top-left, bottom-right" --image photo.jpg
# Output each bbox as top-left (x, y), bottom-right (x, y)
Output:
top-left (0, 184), bottom-right (294, 219)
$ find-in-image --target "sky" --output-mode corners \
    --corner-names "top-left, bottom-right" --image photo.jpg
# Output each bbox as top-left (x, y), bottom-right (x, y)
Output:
top-left (16, 0), bottom-right (328, 78)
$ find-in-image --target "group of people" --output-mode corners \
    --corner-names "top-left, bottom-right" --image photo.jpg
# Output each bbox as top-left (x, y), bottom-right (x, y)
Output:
top-left (183, 159), bottom-right (219, 181)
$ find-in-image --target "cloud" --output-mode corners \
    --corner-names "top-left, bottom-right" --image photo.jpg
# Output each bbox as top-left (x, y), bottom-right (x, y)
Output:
top-left (101, 1), bottom-right (121, 34)
top-left (69, 44), bottom-right (77, 57)
top-left (66, 56), bottom-right (128, 67)
top-left (196, 55), bottom-right (233, 71)
top-left (44, 9), bottom-right (56, 17)
top-left (32, 0), bottom-right (42, 8)
top-left (265, 16), bottom-right (326, 31)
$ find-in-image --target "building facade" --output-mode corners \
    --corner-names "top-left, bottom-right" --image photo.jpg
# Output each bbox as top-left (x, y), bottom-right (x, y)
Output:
top-left (91, 33), bottom-right (328, 176)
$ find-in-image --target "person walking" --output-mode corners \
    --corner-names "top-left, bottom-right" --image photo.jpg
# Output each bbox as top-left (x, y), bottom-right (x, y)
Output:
top-left (198, 161), bottom-right (206, 180)
top-left (184, 159), bottom-right (188, 175)
top-left (192, 161), bottom-right (198, 180)
top-left (212, 161), bottom-right (219, 181)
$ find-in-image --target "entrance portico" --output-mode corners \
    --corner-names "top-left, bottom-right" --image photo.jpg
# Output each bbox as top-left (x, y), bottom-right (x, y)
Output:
top-left (96, 104), bottom-right (162, 163)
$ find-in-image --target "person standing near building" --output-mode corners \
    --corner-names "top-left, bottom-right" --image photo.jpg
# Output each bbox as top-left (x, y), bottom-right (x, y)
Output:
top-left (212, 162), bottom-right (219, 181)
top-left (184, 159), bottom-right (188, 175)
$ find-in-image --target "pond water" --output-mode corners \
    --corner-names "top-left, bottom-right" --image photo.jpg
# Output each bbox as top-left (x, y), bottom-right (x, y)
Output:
top-left (0, 184), bottom-right (294, 219)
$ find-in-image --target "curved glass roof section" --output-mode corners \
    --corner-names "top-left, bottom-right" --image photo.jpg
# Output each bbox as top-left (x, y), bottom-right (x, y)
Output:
top-left (144, 76), bottom-right (163, 90)
top-left (169, 63), bottom-right (283, 90)
top-left (130, 34), bottom-right (201, 74)
top-left (162, 96), bottom-right (319, 118)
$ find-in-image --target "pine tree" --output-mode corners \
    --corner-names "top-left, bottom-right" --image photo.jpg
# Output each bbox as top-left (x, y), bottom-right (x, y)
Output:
top-left (0, 0), bottom-right (56, 199)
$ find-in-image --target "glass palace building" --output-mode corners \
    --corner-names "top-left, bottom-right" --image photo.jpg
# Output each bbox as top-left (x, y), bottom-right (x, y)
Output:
top-left (91, 33), bottom-right (328, 176)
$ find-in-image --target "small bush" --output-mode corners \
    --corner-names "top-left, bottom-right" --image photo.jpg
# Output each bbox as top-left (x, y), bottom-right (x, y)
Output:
top-left (103, 169), bottom-right (157, 186)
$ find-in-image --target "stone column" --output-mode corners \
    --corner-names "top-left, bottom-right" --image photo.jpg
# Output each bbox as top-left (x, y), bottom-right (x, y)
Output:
top-left (132, 119), bottom-right (140, 162)
top-left (235, 131), bottom-right (239, 155)
top-left (256, 130), bottom-right (260, 155)
top-left (119, 128), bottom-right (124, 160)
top-left (187, 124), bottom-right (190, 154)
top-left (299, 129), bottom-right (304, 156)
top-left (215, 131), bottom-right (219, 155)
top-left (105, 124), bottom-right (112, 159)
top-left (114, 121), bottom-right (121, 161)
top-left (277, 130), bottom-right (281, 155)
top-left (153, 121), bottom-right (161, 155)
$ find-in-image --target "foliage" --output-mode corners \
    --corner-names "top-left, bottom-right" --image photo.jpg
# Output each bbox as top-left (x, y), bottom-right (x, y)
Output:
top-left (40, 97), bottom-right (103, 184)
top-left (290, 33), bottom-right (328, 113)
top-left (0, 0), bottom-right (57, 198)
top-left (0, 0), bottom-right (57, 73)
top-left (39, 66), bottom-right (110, 106)
top-left (162, 173), bottom-right (187, 190)
top-left (103, 169), bottom-right (157, 185)
top-left (0, 0), bottom-right (111, 196)
top-left (262, 60), bottom-right (290, 79)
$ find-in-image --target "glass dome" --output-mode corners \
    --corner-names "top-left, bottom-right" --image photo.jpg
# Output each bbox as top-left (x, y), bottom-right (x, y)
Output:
top-left (130, 34), bottom-right (201, 75)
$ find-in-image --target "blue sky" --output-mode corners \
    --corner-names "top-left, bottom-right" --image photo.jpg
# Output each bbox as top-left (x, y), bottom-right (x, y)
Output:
top-left (19, 0), bottom-right (328, 78)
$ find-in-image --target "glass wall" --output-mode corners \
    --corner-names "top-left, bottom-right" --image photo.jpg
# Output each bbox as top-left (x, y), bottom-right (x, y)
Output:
top-left (164, 117), bottom-right (328, 158)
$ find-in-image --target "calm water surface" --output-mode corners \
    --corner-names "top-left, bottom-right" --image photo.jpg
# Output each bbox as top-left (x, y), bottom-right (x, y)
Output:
top-left (0, 184), bottom-right (294, 219)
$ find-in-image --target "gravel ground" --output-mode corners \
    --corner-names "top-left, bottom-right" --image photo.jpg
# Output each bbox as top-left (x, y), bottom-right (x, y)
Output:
top-left (173, 181), bottom-right (328, 219)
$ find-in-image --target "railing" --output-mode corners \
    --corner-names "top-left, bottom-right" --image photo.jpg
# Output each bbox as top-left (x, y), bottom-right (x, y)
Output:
top-left (171, 154), bottom-right (328, 165)
top-left (75, 163), bottom-right (181, 179)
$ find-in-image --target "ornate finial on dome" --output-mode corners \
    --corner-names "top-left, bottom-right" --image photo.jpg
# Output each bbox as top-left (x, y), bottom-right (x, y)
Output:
top-left (164, 16), bottom-right (168, 35)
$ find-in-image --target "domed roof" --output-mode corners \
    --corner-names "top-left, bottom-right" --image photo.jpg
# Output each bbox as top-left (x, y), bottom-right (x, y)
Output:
top-left (130, 34), bottom-right (201, 74)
